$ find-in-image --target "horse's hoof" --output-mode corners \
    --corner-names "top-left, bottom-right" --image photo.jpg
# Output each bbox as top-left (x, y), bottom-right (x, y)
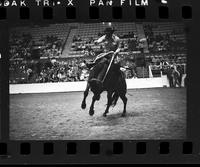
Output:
top-left (103, 113), bottom-right (107, 117)
top-left (121, 113), bottom-right (126, 117)
top-left (89, 110), bottom-right (94, 116)
top-left (81, 102), bottom-right (86, 109)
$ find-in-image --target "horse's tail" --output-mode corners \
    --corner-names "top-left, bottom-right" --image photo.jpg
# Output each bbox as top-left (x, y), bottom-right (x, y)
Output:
top-left (111, 92), bottom-right (119, 107)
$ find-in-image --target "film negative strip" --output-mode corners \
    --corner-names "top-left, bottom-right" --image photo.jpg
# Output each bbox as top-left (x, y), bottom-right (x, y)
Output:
top-left (0, 0), bottom-right (200, 164)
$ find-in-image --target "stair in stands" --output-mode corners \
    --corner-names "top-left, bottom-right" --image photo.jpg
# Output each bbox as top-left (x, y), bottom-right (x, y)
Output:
top-left (136, 24), bottom-right (149, 53)
top-left (61, 27), bottom-right (78, 58)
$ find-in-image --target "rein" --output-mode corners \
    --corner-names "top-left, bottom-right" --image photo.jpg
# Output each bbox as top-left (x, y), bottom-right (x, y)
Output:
top-left (101, 52), bottom-right (117, 84)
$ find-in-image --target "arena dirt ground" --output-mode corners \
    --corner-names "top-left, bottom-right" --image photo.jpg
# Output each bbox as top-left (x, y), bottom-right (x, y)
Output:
top-left (10, 88), bottom-right (186, 140)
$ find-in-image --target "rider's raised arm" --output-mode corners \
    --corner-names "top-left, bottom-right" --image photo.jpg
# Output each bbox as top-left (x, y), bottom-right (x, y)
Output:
top-left (94, 35), bottom-right (106, 44)
top-left (113, 34), bottom-right (120, 42)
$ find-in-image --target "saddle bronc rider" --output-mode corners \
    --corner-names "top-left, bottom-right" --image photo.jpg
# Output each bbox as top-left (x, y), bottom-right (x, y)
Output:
top-left (86, 27), bottom-right (121, 83)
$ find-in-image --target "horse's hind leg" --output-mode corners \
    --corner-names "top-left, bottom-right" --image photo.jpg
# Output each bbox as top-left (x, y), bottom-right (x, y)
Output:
top-left (81, 83), bottom-right (89, 109)
top-left (103, 91), bottom-right (112, 117)
top-left (111, 92), bottom-right (119, 107)
top-left (119, 93), bottom-right (127, 117)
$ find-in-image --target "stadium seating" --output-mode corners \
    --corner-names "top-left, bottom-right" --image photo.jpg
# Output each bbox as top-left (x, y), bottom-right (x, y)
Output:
top-left (10, 23), bottom-right (70, 44)
top-left (68, 23), bottom-right (139, 57)
top-left (9, 22), bottom-right (187, 84)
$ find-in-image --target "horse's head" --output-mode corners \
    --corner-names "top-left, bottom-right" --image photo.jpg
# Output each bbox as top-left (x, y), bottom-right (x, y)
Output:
top-left (88, 79), bottom-right (102, 100)
top-left (88, 58), bottom-right (109, 97)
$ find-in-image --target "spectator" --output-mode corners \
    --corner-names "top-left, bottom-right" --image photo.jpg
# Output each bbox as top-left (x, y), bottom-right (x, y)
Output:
top-left (166, 66), bottom-right (174, 88)
top-left (172, 66), bottom-right (181, 88)
top-left (177, 65), bottom-right (184, 87)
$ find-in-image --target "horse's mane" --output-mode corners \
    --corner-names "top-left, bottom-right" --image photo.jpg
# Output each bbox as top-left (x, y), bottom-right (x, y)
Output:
top-left (89, 58), bottom-right (109, 80)
top-left (89, 56), bottom-right (121, 89)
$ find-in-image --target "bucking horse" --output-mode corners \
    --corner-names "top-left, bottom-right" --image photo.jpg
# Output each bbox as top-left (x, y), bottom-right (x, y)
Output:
top-left (81, 51), bottom-right (128, 117)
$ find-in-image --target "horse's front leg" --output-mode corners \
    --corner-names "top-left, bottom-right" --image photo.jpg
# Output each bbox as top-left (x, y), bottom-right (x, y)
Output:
top-left (103, 91), bottom-right (112, 117)
top-left (81, 83), bottom-right (89, 109)
top-left (89, 95), bottom-right (97, 116)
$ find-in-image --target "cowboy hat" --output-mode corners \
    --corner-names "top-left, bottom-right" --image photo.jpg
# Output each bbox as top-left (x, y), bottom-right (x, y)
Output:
top-left (104, 27), bottom-right (115, 33)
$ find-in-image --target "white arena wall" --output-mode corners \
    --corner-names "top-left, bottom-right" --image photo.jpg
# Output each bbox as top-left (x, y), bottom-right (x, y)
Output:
top-left (9, 75), bottom-right (186, 94)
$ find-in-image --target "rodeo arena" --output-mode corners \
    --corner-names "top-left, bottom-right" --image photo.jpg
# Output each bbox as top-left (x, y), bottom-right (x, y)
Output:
top-left (9, 22), bottom-right (187, 140)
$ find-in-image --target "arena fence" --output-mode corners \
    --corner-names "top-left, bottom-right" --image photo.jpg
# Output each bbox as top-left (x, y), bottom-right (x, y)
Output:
top-left (9, 75), bottom-right (186, 94)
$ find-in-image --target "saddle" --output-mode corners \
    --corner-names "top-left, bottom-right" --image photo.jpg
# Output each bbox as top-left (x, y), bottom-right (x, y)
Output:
top-left (94, 51), bottom-right (114, 62)
top-left (85, 51), bottom-right (114, 70)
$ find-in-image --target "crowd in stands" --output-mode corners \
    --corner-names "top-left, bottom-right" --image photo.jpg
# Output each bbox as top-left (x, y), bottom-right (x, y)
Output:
top-left (9, 54), bottom-right (138, 84)
top-left (71, 31), bottom-right (141, 57)
top-left (38, 35), bottom-right (63, 58)
top-left (119, 31), bottom-right (136, 39)
top-left (10, 51), bottom-right (187, 84)
top-left (9, 58), bottom-right (89, 84)
top-left (73, 35), bottom-right (82, 42)
top-left (143, 24), bottom-right (186, 53)
top-left (9, 23), bottom-right (187, 84)
top-left (9, 32), bottom-right (64, 60)
top-left (9, 32), bottom-right (33, 60)
top-left (9, 52), bottom-right (186, 84)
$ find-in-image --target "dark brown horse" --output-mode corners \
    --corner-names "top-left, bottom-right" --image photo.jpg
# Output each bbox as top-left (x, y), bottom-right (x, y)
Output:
top-left (81, 56), bottom-right (127, 117)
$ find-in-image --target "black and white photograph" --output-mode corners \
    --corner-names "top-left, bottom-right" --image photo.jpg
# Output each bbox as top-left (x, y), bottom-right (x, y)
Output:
top-left (9, 22), bottom-right (187, 140)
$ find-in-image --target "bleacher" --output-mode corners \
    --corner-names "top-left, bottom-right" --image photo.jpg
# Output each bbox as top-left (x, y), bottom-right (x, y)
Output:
top-left (143, 22), bottom-right (187, 67)
top-left (143, 22), bottom-right (185, 33)
top-left (143, 22), bottom-right (186, 44)
top-left (151, 22), bottom-right (186, 41)
top-left (9, 22), bottom-right (188, 84)
top-left (77, 22), bottom-right (137, 40)
top-left (145, 53), bottom-right (187, 64)
top-left (69, 23), bottom-right (138, 57)
top-left (9, 23), bottom-right (71, 49)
